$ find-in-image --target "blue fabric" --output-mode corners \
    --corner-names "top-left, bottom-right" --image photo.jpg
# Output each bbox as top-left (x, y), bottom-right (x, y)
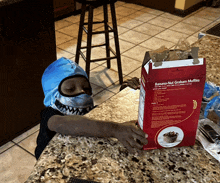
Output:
top-left (203, 82), bottom-right (218, 99)
top-left (204, 96), bottom-right (220, 118)
top-left (42, 57), bottom-right (89, 107)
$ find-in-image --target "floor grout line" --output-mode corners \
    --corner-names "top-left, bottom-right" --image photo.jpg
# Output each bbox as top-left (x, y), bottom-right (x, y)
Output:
top-left (12, 141), bottom-right (36, 158)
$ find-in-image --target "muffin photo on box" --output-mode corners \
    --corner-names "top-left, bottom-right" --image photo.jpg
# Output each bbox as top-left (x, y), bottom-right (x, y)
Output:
top-left (157, 126), bottom-right (184, 148)
top-left (163, 131), bottom-right (179, 143)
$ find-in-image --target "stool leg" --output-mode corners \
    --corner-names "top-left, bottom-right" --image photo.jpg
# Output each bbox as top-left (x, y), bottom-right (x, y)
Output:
top-left (110, 2), bottom-right (123, 84)
top-left (75, 4), bottom-right (87, 64)
top-left (103, 4), bottom-right (111, 69)
top-left (86, 5), bottom-right (94, 79)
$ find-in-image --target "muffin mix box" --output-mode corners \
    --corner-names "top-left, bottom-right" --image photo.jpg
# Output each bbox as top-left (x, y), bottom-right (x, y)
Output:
top-left (138, 52), bottom-right (206, 150)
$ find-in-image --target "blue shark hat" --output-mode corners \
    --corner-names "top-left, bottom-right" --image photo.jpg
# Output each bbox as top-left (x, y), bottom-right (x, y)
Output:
top-left (42, 57), bottom-right (94, 115)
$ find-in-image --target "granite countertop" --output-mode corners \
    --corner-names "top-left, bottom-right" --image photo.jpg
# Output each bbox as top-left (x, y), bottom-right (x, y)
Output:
top-left (25, 35), bottom-right (220, 183)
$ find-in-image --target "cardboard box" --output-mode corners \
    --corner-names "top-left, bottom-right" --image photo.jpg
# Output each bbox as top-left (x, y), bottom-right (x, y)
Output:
top-left (138, 51), bottom-right (206, 150)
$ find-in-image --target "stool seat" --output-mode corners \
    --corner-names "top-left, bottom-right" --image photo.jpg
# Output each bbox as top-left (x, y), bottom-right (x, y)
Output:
top-left (75, 0), bottom-right (123, 84)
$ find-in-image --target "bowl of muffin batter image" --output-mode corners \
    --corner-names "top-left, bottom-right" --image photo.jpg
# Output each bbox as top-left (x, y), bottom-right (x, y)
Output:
top-left (163, 131), bottom-right (179, 143)
top-left (157, 126), bottom-right (184, 148)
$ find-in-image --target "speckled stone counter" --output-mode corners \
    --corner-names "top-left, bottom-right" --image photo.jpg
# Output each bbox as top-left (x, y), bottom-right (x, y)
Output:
top-left (25, 35), bottom-right (220, 183)
top-left (26, 87), bottom-right (220, 183)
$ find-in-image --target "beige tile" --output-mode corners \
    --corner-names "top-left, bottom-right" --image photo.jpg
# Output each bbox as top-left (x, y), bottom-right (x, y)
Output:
top-left (133, 13), bottom-right (157, 22)
top-left (122, 45), bottom-right (151, 62)
top-left (58, 23), bottom-right (80, 38)
top-left (107, 75), bottom-right (132, 93)
top-left (192, 32), bottom-right (200, 39)
top-left (188, 6), bottom-right (207, 17)
top-left (117, 26), bottom-right (130, 35)
top-left (93, 6), bottom-right (104, 15)
top-left (119, 30), bottom-right (151, 44)
top-left (122, 3), bottom-right (145, 10)
top-left (140, 7), bottom-right (165, 15)
top-left (202, 19), bottom-right (220, 33)
top-left (0, 145), bottom-right (36, 183)
top-left (93, 89), bottom-right (115, 106)
top-left (148, 16), bottom-right (178, 28)
top-left (118, 18), bottom-right (143, 29)
top-left (82, 32), bottom-right (106, 46)
top-left (127, 11), bottom-right (146, 19)
top-left (115, 1), bottom-right (126, 7)
top-left (82, 47), bottom-right (114, 61)
top-left (18, 132), bottom-right (38, 155)
top-left (90, 83), bottom-right (105, 96)
top-left (90, 66), bottom-right (124, 88)
top-left (109, 55), bottom-right (142, 75)
top-left (55, 20), bottom-right (73, 30)
top-left (57, 38), bottom-right (78, 54)
top-left (155, 29), bottom-right (188, 44)
top-left (169, 22), bottom-right (202, 35)
top-left (115, 6), bottom-right (137, 16)
top-left (0, 141), bottom-right (14, 154)
top-left (182, 16), bottom-right (213, 27)
top-left (69, 56), bottom-right (101, 72)
top-left (83, 18), bottom-right (104, 31)
top-left (140, 37), bottom-right (175, 50)
top-left (109, 38), bottom-right (135, 53)
top-left (64, 14), bottom-right (81, 24)
top-left (206, 7), bottom-right (220, 14)
top-left (94, 12), bottom-right (123, 22)
top-left (56, 48), bottom-right (75, 60)
top-left (107, 26), bottom-right (130, 40)
top-left (127, 66), bottom-right (142, 78)
top-left (160, 12), bottom-right (184, 21)
top-left (13, 124), bottom-right (40, 144)
top-left (194, 8), bottom-right (220, 21)
top-left (186, 35), bottom-right (199, 45)
top-left (55, 31), bottom-right (74, 45)
top-left (133, 22), bottom-right (166, 36)
top-left (57, 38), bottom-right (87, 55)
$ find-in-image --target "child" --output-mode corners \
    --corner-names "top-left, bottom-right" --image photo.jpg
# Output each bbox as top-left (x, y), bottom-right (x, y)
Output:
top-left (35, 57), bottom-right (147, 160)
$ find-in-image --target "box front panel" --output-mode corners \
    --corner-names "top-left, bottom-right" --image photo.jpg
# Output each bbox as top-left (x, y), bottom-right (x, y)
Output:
top-left (138, 59), bottom-right (206, 150)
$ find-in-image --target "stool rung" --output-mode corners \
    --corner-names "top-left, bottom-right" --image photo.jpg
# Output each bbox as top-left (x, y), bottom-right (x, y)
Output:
top-left (83, 26), bottom-right (88, 34)
top-left (90, 56), bottom-right (117, 62)
top-left (80, 51), bottom-right (117, 62)
top-left (84, 21), bottom-right (104, 25)
top-left (108, 24), bottom-right (114, 31)
top-left (83, 26), bottom-right (114, 35)
top-left (81, 43), bottom-right (106, 49)
top-left (79, 50), bottom-right (86, 61)
top-left (109, 46), bottom-right (116, 56)
top-left (92, 30), bottom-right (114, 35)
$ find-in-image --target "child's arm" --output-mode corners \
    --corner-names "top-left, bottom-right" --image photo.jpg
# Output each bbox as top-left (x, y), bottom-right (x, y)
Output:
top-left (48, 115), bottom-right (148, 155)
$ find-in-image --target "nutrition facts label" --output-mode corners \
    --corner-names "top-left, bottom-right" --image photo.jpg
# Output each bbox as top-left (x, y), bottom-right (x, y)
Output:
top-left (138, 84), bottom-right (145, 130)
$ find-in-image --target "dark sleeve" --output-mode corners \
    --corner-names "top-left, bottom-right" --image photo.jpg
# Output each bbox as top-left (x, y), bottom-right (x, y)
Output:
top-left (35, 107), bottom-right (63, 160)
top-left (40, 107), bottom-right (63, 132)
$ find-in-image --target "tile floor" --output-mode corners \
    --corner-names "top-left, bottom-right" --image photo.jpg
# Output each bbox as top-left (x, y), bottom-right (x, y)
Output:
top-left (1, 1), bottom-right (220, 182)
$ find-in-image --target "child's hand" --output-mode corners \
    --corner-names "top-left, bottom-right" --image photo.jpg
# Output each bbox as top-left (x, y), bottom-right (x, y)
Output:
top-left (113, 120), bottom-right (148, 155)
top-left (119, 77), bottom-right (140, 91)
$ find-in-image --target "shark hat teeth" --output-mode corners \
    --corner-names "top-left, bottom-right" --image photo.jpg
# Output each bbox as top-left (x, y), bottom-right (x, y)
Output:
top-left (55, 99), bottom-right (92, 115)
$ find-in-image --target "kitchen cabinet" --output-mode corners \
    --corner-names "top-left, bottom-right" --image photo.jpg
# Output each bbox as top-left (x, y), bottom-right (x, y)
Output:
top-left (54, 0), bottom-right (82, 19)
top-left (0, 0), bottom-right (57, 146)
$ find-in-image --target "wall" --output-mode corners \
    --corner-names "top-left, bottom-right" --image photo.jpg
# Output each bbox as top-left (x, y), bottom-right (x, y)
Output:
top-left (175, 0), bottom-right (204, 10)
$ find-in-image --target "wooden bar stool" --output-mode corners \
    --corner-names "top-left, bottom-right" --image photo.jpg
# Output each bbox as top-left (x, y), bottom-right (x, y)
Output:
top-left (75, 0), bottom-right (123, 84)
